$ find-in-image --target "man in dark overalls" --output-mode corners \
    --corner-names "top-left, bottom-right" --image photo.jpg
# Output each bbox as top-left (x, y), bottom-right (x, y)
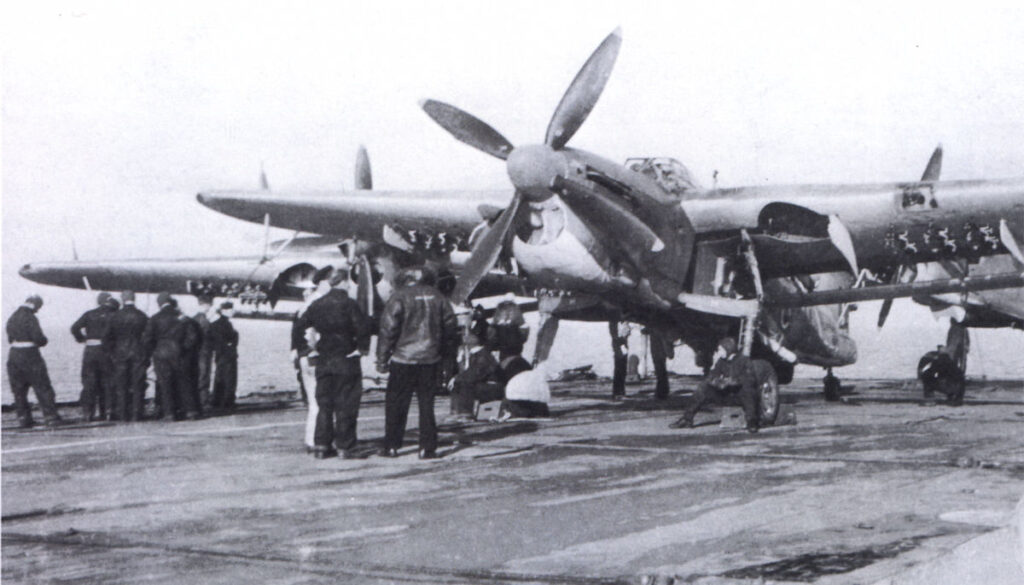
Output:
top-left (176, 303), bottom-right (205, 419)
top-left (71, 292), bottom-right (118, 421)
top-left (104, 291), bottom-right (150, 421)
top-left (297, 271), bottom-right (372, 458)
top-left (207, 302), bottom-right (240, 412)
top-left (449, 332), bottom-right (502, 421)
top-left (6, 295), bottom-right (63, 428)
top-left (143, 292), bottom-right (186, 420)
top-left (671, 337), bottom-right (761, 433)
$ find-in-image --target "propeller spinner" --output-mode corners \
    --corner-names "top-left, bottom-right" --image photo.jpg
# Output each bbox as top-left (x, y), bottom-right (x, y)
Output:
top-left (422, 28), bottom-right (623, 303)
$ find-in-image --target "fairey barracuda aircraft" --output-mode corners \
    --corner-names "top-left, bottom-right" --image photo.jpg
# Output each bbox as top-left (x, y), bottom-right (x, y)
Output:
top-left (191, 28), bottom-right (1024, 414)
top-left (21, 30), bottom-right (1024, 420)
top-left (17, 148), bottom-right (524, 319)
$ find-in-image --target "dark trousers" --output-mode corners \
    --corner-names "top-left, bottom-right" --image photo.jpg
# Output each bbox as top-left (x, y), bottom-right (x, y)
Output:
top-left (7, 348), bottom-right (60, 425)
top-left (111, 354), bottom-right (148, 421)
top-left (683, 381), bottom-right (760, 426)
top-left (210, 355), bottom-right (238, 409)
top-left (451, 380), bottom-right (503, 415)
top-left (152, 354), bottom-right (181, 419)
top-left (80, 345), bottom-right (112, 420)
top-left (650, 338), bottom-right (670, 399)
top-left (197, 347), bottom-right (213, 406)
top-left (612, 354), bottom-right (627, 397)
top-left (384, 362), bottom-right (439, 452)
top-left (314, 356), bottom-right (362, 451)
top-left (177, 353), bottom-right (203, 417)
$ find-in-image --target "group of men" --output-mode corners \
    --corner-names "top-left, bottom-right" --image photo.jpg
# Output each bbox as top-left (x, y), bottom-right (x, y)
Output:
top-left (5, 290), bottom-right (239, 428)
top-left (447, 294), bottom-right (550, 421)
top-left (291, 264), bottom-right (458, 460)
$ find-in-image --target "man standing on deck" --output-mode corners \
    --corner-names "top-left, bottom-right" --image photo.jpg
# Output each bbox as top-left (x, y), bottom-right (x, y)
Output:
top-left (376, 266), bottom-right (458, 459)
top-left (296, 268), bottom-right (372, 459)
top-left (292, 286), bottom-right (324, 452)
top-left (176, 303), bottom-right (205, 419)
top-left (104, 291), bottom-right (150, 421)
top-left (143, 293), bottom-right (186, 420)
top-left (207, 302), bottom-right (240, 412)
top-left (71, 292), bottom-right (118, 421)
top-left (6, 295), bottom-right (63, 428)
top-left (193, 296), bottom-right (215, 408)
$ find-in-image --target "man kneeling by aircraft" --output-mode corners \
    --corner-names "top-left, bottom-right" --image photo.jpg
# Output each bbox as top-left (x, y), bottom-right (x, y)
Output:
top-left (448, 332), bottom-right (503, 422)
top-left (671, 337), bottom-right (761, 434)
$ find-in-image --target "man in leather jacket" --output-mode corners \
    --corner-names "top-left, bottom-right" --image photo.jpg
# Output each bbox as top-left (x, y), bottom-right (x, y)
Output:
top-left (376, 266), bottom-right (458, 459)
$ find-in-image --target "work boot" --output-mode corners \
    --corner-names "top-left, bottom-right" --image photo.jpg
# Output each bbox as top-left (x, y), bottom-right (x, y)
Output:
top-left (419, 449), bottom-right (439, 460)
top-left (18, 418), bottom-right (34, 429)
top-left (669, 416), bottom-right (694, 429)
top-left (378, 447), bottom-right (399, 458)
top-left (313, 447), bottom-right (338, 460)
top-left (44, 417), bottom-right (65, 428)
top-left (746, 420), bottom-right (760, 434)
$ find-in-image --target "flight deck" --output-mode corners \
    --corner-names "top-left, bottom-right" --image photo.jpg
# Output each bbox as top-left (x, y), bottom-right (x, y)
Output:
top-left (3, 376), bottom-right (1022, 584)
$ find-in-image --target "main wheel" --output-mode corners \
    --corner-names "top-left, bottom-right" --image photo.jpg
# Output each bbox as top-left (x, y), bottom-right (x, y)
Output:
top-left (752, 360), bottom-right (780, 425)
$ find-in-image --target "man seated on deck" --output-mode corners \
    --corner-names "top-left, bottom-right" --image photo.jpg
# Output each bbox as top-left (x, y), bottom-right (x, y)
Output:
top-left (447, 332), bottom-right (504, 423)
top-left (670, 337), bottom-right (761, 434)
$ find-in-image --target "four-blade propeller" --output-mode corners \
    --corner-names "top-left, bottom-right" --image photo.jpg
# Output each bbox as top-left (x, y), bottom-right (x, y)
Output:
top-left (422, 28), bottom-right (623, 304)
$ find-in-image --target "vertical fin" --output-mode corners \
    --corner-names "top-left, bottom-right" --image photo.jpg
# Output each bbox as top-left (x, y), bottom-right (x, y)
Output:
top-left (260, 162), bottom-right (270, 190)
top-left (920, 144), bottom-right (943, 182)
top-left (354, 145), bottom-right (372, 190)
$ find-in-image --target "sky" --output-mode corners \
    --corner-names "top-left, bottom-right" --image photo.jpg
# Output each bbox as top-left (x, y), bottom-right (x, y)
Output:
top-left (2, 0), bottom-right (1023, 384)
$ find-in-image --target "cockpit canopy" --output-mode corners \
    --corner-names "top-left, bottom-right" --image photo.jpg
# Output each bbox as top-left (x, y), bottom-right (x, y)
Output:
top-left (625, 157), bottom-right (702, 196)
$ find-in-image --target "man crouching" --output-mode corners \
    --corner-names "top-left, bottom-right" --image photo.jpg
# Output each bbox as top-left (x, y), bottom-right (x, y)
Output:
top-left (671, 337), bottom-right (761, 433)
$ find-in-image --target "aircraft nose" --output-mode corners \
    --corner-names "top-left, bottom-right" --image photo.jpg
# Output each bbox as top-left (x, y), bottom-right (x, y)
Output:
top-left (506, 144), bottom-right (569, 202)
top-left (19, 263), bottom-right (33, 278)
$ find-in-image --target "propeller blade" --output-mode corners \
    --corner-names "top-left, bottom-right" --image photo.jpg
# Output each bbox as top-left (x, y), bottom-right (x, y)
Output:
top-left (877, 264), bottom-right (917, 328)
top-left (554, 174), bottom-right (664, 264)
top-left (355, 145), bottom-right (372, 190)
top-left (450, 191), bottom-right (524, 304)
top-left (420, 99), bottom-right (514, 161)
top-left (877, 298), bottom-right (895, 328)
top-left (544, 27), bottom-right (622, 150)
top-left (921, 144), bottom-right (943, 182)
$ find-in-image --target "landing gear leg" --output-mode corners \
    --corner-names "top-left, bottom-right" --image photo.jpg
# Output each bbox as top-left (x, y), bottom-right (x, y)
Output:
top-left (649, 330), bottom-right (671, 400)
top-left (823, 368), bottom-right (841, 402)
top-left (532, 312), bottom-right (560, 367)
top-left (609, 320), bottom-right (627, 399)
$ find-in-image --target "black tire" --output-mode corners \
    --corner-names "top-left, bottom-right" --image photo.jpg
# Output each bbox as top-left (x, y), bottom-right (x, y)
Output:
top-left (823, 374), bottom-right (841, 402)
top-left (752, 360), bottom-right (780, 425)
